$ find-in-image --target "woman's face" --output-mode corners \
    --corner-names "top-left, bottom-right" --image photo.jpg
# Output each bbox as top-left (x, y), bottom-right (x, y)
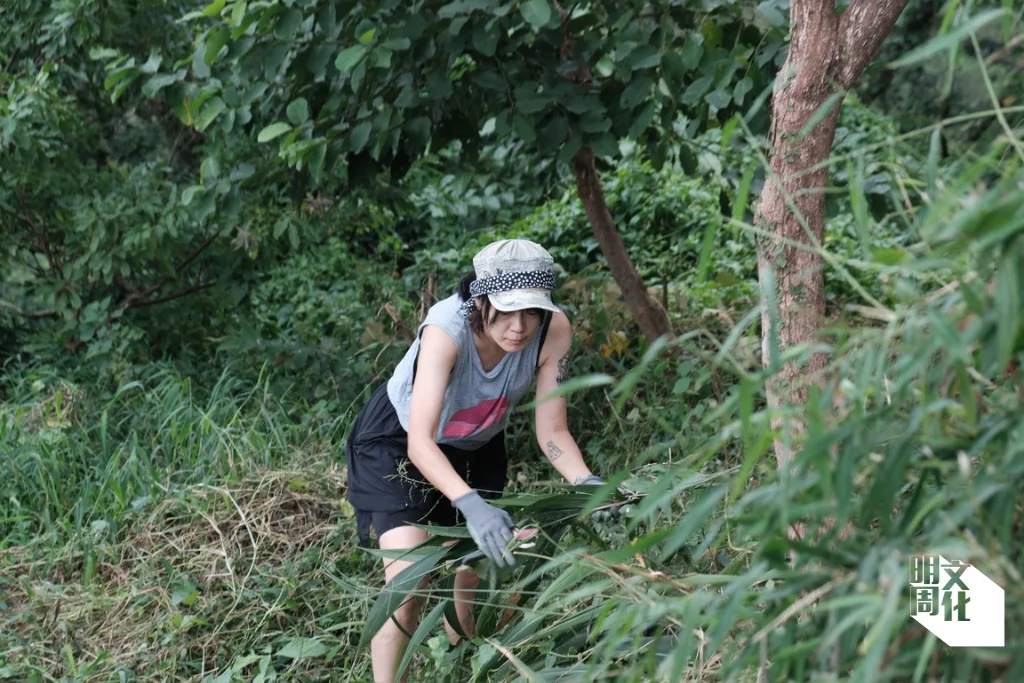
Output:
top-left (480, 303), bottom-right (544, 353)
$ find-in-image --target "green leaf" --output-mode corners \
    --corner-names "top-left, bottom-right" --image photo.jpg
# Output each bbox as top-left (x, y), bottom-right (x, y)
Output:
top-left (393, 601), bottom-right (448, 683)
top-left (628, 46), bottom-right (661, 71)
top-left (889, 9), bottom-right (1007, 68)
top-left (350, 121), bottom-right (372, 152)
top-left (335, 45), bottom-right (367, 73)
top-left (732, 162), bottom-right (755, 224)
top-left (660, 486), bottom-right (728, 560)
top-left (372, 47), bottom-right (393, 69)
top-left (359, 28), bottom-right (377, 45)
top-left (192, 43), bottom-right (211, 79)
top-left (204, 25), bottom-right (230, 66)
top-left (538, 116), bottom-right (569, 148)
top-left (395, 84), bottom-right (419, 108)
top-left (308, 144), bottom-right (327, 184)
top-left (229, 163), bottom-right (255, 181)
top-left (350, 59), bottom-right (367, 92)
top-left (195, 189), bottom-right (217, 222)
top-left (277, 638), bottom-right (329, 660)
top-left (628, 101), bottom-right (656, 139)
top-left (619, 75), bottom-right (652, 109)
top-left (680, 35), bottom-right (704, 71)
top-left (405, 117), bottom-right (431, 150)
top-left (89, 47), bottom-right (118, 61)
top-left (171, 583), bottom-right (199, 606)
top-left (359, 547), bottom-right (450, 649)
top-left (705, 88), bottom-right (732, 111)
top-left (305, 44), bottom-right (334, 76)
top-left (194, 97), bottom-right (226, 132)
top-left (701, 20), bottom-right (723, 49)
top-left (756, 1), bottom-right (786, 27)
top-left (262, 43), bottom-right (288, 80)
top-left (590, 133), bottom-right (617, 158)
top-left (383, 37), bottom-right (412, 50)
top-left (473, 23), bottom-right (499, 57)
top-left (661, 51), bottom-right (687, 89)
top-left (257, 122), bottom-right (292, 143)
top-left (202, 0), bottom-right (226, 17)
top-left (521, 0), bottom-right (552, 29)
top-left (427, 72), bottom-right (453, 100)
top-left (275, 8), bottom-right (304, 39)
top-left (231, 0), bottom-right (247, 26)
top-left (696, 218), bottom-right (718, 282)
top-left (721, 114), bottom-right (740, 148)
top-left (111, 71), bottom-right (141, 102)
top-left (513, 114), bottom-right (537, 143)
top-left (995, 245), bottom-right (1020, 369)
top-left (733, 77), bottom-right (752, 105)
top-left (681, 75), bottom-right (713, 106)
top-left (139, 51), bottom-right (163, 74)
top-left (200, 156), bottom-right (220, 183)
top-left (103, 65), bottom-right (136, 92)
top-left (287, 97), bottom-right (310, 124)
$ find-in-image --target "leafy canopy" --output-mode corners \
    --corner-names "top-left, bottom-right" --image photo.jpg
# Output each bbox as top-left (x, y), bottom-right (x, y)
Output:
top-left (97, 0), bottom-right (787, 202)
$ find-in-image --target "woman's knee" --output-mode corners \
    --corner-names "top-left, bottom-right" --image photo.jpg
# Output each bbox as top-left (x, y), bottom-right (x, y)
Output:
top-left (377, 524), bottom-right (431, 634)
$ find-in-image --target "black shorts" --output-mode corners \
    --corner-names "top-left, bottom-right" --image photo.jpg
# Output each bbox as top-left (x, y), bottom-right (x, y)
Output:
top-left (346, 382), bottom-right (508, 547)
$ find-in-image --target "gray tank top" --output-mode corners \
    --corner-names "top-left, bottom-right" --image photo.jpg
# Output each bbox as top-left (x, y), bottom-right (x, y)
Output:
top-left (387, 293), bottom-right (548, 450)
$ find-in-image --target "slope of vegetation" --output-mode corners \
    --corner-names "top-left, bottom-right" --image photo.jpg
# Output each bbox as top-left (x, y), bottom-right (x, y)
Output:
top-left (2, 0), bottom-right (1022, 681)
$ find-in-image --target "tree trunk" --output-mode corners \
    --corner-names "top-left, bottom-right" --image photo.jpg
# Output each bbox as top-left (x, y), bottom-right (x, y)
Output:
top-left (572, 147), bottom-right (672, 343)
top-left (755, 0), bottom-right (909, 466)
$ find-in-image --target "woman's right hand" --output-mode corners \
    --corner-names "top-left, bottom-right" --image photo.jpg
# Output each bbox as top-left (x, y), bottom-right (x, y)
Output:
top-left (452, 490), bottom-right (516, 567)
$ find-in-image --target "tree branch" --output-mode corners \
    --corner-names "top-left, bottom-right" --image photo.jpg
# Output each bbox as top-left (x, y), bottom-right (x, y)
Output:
top-left (126, 228), bottom-right (223, 306)
top-left (130, 280), bottom-right (217, 309)
top-left (16, 189), bottom-right (59, 280)
top-left (0, 299), bottom-right (59, 319)
top-left (985, 33), bottom-right (1024, 66)
top-left (836, 0), bottom-right (911, 89)
top-left (383, 303), bottom-right (414, 343)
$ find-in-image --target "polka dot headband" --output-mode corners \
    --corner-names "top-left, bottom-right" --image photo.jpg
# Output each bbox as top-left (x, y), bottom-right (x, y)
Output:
top-left (458, 270), bottom-right (557, 320)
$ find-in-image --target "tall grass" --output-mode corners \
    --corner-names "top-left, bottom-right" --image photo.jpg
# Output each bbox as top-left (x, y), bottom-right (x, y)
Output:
top-left (0, 363), bottom-right (333, 551)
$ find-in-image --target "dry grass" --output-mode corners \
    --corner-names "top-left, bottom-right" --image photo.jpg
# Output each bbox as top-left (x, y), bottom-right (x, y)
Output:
top-left (0, 462), bottom-right (373, 682)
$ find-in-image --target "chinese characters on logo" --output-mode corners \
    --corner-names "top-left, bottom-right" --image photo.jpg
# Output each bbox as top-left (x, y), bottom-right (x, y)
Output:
top-left (910, 554), bottom-right (970, 622)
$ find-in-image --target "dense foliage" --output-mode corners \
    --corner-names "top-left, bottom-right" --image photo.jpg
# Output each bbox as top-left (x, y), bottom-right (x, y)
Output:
top-left (2, 0), bottom-right (1023, 681)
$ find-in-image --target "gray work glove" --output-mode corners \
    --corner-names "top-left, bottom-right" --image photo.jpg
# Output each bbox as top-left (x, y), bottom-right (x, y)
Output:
top-left (452, 491), bottom-right (516, 568)
top-left (574, 475), bottom-right (619, 523)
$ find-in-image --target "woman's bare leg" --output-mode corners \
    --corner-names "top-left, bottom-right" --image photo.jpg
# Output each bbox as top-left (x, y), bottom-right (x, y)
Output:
top-left (445, 568), bottom-right (481, 644)
top-left (371, 525), bottom-right (429, 683)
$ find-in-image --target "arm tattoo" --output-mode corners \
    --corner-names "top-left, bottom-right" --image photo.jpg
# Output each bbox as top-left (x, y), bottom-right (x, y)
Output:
top-left (555, 353), bottom-right (570, 387)
top-left (546, 440), bottom-right (564, 461)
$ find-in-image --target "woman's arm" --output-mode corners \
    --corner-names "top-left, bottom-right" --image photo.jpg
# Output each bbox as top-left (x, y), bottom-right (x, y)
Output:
top-left (406, 325), bottom-right (474, 502)
top-left (534, 312), bottom-right (595, 484)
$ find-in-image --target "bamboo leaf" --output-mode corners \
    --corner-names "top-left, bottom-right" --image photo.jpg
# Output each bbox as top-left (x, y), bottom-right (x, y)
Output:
top-left (358, 546), bottom-right (449, 649)
top-left (660, 486), bottom-right (728, 560)
top-left (393, 600), bottom-right (447, 683)
top-left (889, 9), bottom-right (1007, 68)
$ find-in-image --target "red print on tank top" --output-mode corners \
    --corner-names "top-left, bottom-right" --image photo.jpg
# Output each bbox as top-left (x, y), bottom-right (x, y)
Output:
top-left (442, 397), bottom-right (509, 439)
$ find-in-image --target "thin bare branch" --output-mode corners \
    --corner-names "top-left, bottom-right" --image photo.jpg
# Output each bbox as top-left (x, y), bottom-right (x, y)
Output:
top-left (0, 299), bottom-right (59, 319)
top-left (130, 281), bottom-right (217, 309)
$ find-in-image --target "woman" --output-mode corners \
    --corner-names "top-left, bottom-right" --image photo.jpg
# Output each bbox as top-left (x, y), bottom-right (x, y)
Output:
top-left (345, 238), bottom-right (602, 681)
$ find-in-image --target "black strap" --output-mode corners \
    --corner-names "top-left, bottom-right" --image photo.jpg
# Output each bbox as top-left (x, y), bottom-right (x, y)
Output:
top-left (536, 311), bottom-right (552, 369)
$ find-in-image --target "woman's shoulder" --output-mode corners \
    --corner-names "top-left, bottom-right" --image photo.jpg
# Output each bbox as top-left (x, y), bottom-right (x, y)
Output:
top-left (419, 294), bottom-right (470, 345)
top-left (538, 309), bottom-right (572, 361)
